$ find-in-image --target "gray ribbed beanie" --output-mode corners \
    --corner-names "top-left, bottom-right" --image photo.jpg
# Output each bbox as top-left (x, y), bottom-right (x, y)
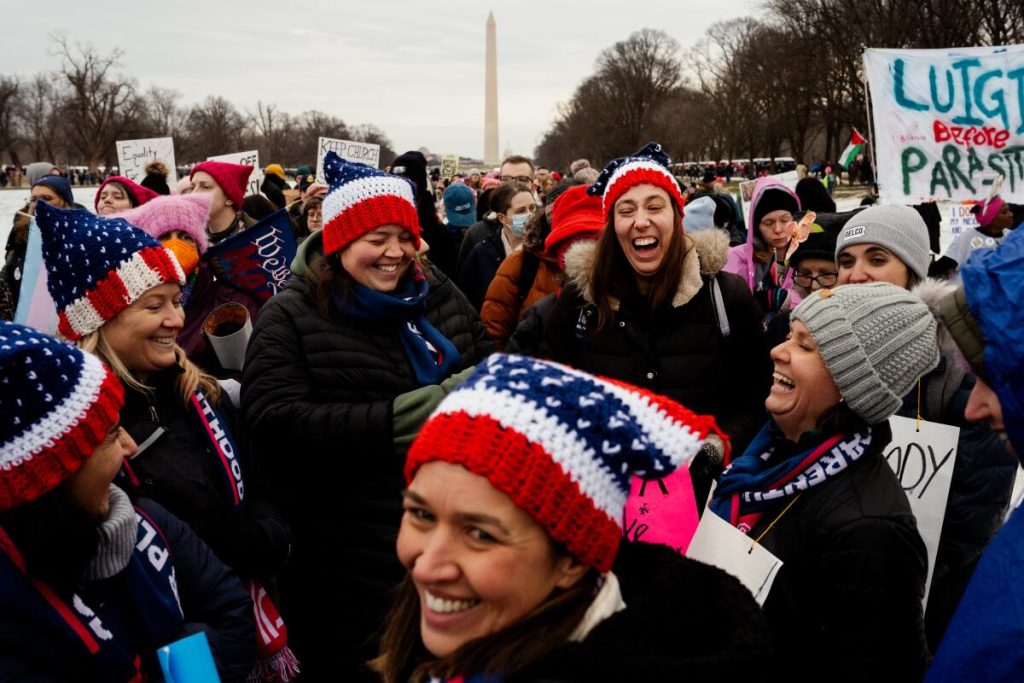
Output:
top-left (836, 205), bottom-right (931, 281)
top-left (792, 282), bottom-right (940, 424)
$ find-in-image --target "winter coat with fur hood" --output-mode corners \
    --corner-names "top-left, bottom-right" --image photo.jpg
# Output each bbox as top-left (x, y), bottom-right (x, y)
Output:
top-left (539, 228), bottom-right (772, 470)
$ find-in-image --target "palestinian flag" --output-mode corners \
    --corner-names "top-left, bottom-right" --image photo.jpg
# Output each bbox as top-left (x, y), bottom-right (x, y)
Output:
top-left (839, 129), bottom-right (866, 169)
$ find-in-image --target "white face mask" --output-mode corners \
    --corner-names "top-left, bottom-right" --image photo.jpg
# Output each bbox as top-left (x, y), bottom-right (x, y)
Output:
top-left (509, 212), bottom-right (529, 237)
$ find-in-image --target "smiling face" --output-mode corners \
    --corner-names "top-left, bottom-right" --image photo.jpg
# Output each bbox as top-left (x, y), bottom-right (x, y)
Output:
top-left (339, 224), bottom-right (416, 293)
top-left (63, 423), bottom-right (137, 520)
top-left (97, 182), bottom-right (134, 216)
top-left (613, 183), bottom-right (677, 284)
top-left (397, 461), bottom-right (587, 657)
top-left (99, 282), bottom-right (184, 382)
top-left (766, 320), bottom-right (842, 441)
top-left (837, 244), bottom-right (912, 287)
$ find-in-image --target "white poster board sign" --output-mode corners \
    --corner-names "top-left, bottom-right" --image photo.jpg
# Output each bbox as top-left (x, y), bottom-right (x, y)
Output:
top-left (316, 137), bottom-right (382, 182)
top-left (206, 150), bottom-right (261, 198)
top-left (440, 155), bottom-right (460, 181)
top-left (686, 510), bottom-right (783, 606)
top-left (863, 46), bottom-right (1024, 205)
top-left (948, 204), bottom-right (981, 236)
top-left (116, 137), bottom-right (178, 187)
top-left (884, 415), bottom-right (960, 602)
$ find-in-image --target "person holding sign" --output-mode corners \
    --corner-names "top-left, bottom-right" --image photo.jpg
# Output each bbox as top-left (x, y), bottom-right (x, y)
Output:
top-left (709, 282), bottom-right (942, 680)
top-left (0, 321), bottom-right (258, 682)
top-left (930, 193), bottom-right (1016, 280)
top-left (925, 224), bottom-right (1024, 682)
top-left (373, 354), bottom-right (771, 683)
top-left (94, 175), bottom-right (159, 216)
top-left (241, 151), bottom-right (492, 681)
top-left (835, 205), bottom-right (1018, 648)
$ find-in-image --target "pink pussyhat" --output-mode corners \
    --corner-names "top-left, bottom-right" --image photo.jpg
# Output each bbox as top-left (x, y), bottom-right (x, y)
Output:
top-left (975, 195), bottom-right (1006, 228)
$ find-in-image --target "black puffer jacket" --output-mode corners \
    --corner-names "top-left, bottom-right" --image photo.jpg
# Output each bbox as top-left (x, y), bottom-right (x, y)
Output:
top-left (118, 367), bottom-right (291, 581)
top-left (747, 421), bottom-right (930, 682)
top-left (509, 541), bottom-right (773, 682)
top-left (539, 231), bottom-right (771, 491)
top-left (240, 248), bottom-right (492, 680)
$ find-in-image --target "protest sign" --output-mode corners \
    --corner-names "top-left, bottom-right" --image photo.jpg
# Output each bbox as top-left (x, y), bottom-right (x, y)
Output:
top-left (863, 46), bottom-right (1024, 205)
top-left (440, 155), bottom-right (459, 181)
top-left (686, 509), bottom-right (784, 606)
top-left (948, 204), bottom-right (981, 235)
top-left (206, 150), bottom-right (262, 198)
top-left (740, 169), bottom-right (799, 202)
top-left (884, 415), bottom-right (960, 601)
top-left (116, 137), bottom-right (178, 187)
top-left (316, 137), bottom-right (382, 182)
top-left (205, 208), bottom-right (296, 303)
top-left (623, 467), bottom-right (700, 554)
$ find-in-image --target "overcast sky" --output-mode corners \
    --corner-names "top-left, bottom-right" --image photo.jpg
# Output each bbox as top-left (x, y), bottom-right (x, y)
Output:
top-left (5, 1), bottom-right (758, 162)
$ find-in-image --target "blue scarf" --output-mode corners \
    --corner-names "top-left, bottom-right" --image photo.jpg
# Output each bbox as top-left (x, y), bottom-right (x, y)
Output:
top-left (709, 422), bottom-right (873, 534)
top-left (336, 264), bottom-right (461, 386)
top-left (0, 506), bottom-right (183, 682)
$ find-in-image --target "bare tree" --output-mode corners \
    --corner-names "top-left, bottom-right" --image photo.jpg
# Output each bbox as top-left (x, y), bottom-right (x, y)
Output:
top-left (0, 76), bottom-right (20, 165)
top-left (15, 74), bottom-right (65, 163)
top-left (349, 123), bottom-right (396, 167)
top-left (182, 96), bottom-right (247, 160)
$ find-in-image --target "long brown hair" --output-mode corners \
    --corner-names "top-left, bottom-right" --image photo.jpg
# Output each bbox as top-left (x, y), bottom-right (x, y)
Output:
top-left (372, 568), bottom-right (599, 683)
top-left (590, 201), bottom-right (689, 329)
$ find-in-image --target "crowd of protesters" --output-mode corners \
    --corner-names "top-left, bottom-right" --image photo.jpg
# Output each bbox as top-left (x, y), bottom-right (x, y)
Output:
top-left (0, 139), bottom-right (1021, 682)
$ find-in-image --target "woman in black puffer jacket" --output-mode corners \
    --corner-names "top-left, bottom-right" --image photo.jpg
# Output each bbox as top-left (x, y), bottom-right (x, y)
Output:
top-left (242, 152), bottom-right (492, 681)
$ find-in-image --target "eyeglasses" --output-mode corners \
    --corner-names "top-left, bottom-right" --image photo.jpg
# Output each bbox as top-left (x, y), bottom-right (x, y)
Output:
top-left (792, 271), bottom-right (838, 288)
top-left (500, 175), bottom-right (533, 184)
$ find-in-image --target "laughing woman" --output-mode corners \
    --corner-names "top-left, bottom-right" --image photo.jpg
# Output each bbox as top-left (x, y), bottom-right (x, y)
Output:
top-left (709, 282), bottom-right (940, 681)
top-left (539, 143), bottom-right (770, 501)
top-left (241, 153), bottom-right (492, 680)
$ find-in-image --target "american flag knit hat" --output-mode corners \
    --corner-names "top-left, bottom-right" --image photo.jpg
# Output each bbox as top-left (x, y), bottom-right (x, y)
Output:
top-left (321, 150), bottom-right (421, 256)
top-left (588, 142), bottom-right (687, 221)
top-left (406, 354), bottom-right (724, 572)
top-left (0, 321), bottom-right (124, 510)
top-left (34, 201), bottom-right (185, 341)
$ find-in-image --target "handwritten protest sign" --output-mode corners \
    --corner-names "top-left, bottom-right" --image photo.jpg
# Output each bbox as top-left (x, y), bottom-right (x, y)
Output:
top-left (863, 46), bottom-right (1024, 205)
top-left (440, 155), bottom-right (459, 181)
top-left (205, 208), bottom-right (296, 302)
top-left (116, 137), bottom-right (178, 187)
top-left (623, 467), bottom-right (700, 554)
top-left (206, 150), bottom-right (262, 198)
top-left (316, 137), bottom-right (381, 182)
top-left (948, 204), bottom-right (981, 235)
top-left (884, 415), bottom-right (960, 602)
top-left (686, 508), bottom-right (783, 606)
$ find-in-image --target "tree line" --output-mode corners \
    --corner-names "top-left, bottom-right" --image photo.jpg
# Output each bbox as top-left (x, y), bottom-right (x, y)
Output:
top-left (0, 35), bottom-right (397, 174)
top-left (535, 0), bottom-right (1024, 170)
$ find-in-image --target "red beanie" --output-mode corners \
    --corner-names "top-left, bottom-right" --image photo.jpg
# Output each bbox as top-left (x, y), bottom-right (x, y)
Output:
top-left (94, 176), bottom-right (160, 211)
top-left (545, 186), bottom-right (605, 269)
top-left (190, 161), bottom-right (253, 210)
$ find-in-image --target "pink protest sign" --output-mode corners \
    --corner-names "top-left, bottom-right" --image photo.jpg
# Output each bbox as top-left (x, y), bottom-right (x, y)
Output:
top-left (623, 466), bottom-right (700, 554)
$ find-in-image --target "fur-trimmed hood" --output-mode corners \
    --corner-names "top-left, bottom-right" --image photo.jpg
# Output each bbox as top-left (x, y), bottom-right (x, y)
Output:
top-left (562, 228), bottom-right (731, 309)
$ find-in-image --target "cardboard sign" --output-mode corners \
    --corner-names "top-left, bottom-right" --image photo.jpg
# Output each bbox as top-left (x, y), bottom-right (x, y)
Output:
top-left (884, 415), bottom-right (960, 602)
top-left (206, 150), bottom-right (262, 198)
top-left (116, 137), bottom-right (178, 187)
top-left (623, 467), bottom-right (700, 554)
top-left (316, 137), bottom-right (381, 182)
top-left (686, 510), bottom-right (783, 606)
top-left (863, 46), bottom-right (1024, 205)
top-left (440, 155), bottom-right (460, 181)
top-left (204, 208), bottom-right (296, 303)
top-left (948, 204), bottom-right (981, 236)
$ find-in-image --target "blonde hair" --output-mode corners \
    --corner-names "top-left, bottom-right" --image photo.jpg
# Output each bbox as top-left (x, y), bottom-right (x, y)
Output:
top-left (78, 330), bottom-right (221, 406)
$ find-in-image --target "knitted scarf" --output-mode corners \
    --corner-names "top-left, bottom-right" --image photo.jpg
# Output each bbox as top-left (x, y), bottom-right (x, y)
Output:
top-left (336, 263), bottom-right (460, 386)
top-left (188, 388), bottom-right (299, 682)
top-left (709, 422), bottom-right (874, 534)
top-left (0, 495), bottom-right (183, 682)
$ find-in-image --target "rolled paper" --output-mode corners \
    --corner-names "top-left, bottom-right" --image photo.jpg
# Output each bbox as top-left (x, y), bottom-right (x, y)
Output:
top-left (203, 302), bottom-right (252, 371)
top-left (157, 631), bottom-right (221, 683)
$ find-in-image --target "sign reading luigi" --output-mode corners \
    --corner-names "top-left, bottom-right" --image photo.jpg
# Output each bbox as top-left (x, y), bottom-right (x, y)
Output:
top-left (863, 46), bottom-right (1024, 205)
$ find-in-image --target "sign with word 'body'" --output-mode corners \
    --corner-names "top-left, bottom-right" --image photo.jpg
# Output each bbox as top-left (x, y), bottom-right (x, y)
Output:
top-left (116, 137), bottom-right (178, 187)
top-left (864, 46), bottom-right (1024, 205)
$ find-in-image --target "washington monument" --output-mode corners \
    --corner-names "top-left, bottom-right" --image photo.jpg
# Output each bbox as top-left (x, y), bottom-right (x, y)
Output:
top-left (484, 11), bottom-right (499, 166)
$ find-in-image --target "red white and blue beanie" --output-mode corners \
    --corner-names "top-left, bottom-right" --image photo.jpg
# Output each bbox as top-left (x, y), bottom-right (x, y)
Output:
top-left (588, 142), bottom-right (686, 221)
top-left (321, 150), bottom-right (421, 256)
top-left (34, 201), bottom-right (185, 341)
top-left (406, 354), bottom-right (724, 572)
top-left (0, 321), bottom-right (124, 511)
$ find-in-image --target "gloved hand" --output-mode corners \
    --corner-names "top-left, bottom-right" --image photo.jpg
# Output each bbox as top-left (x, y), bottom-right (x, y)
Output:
top-left (439, 367), bottom-right (476, 395)
top-left (392, 384), bottom-right (446, 459)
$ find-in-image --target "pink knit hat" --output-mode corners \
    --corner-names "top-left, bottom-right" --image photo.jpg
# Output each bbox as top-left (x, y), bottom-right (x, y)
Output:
top-left (116, 193), bottom-right (213, 254)
top-left (974, 195), bottom-right (1006, 228)
top-left (190, 161), bottom-right (253, 210)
